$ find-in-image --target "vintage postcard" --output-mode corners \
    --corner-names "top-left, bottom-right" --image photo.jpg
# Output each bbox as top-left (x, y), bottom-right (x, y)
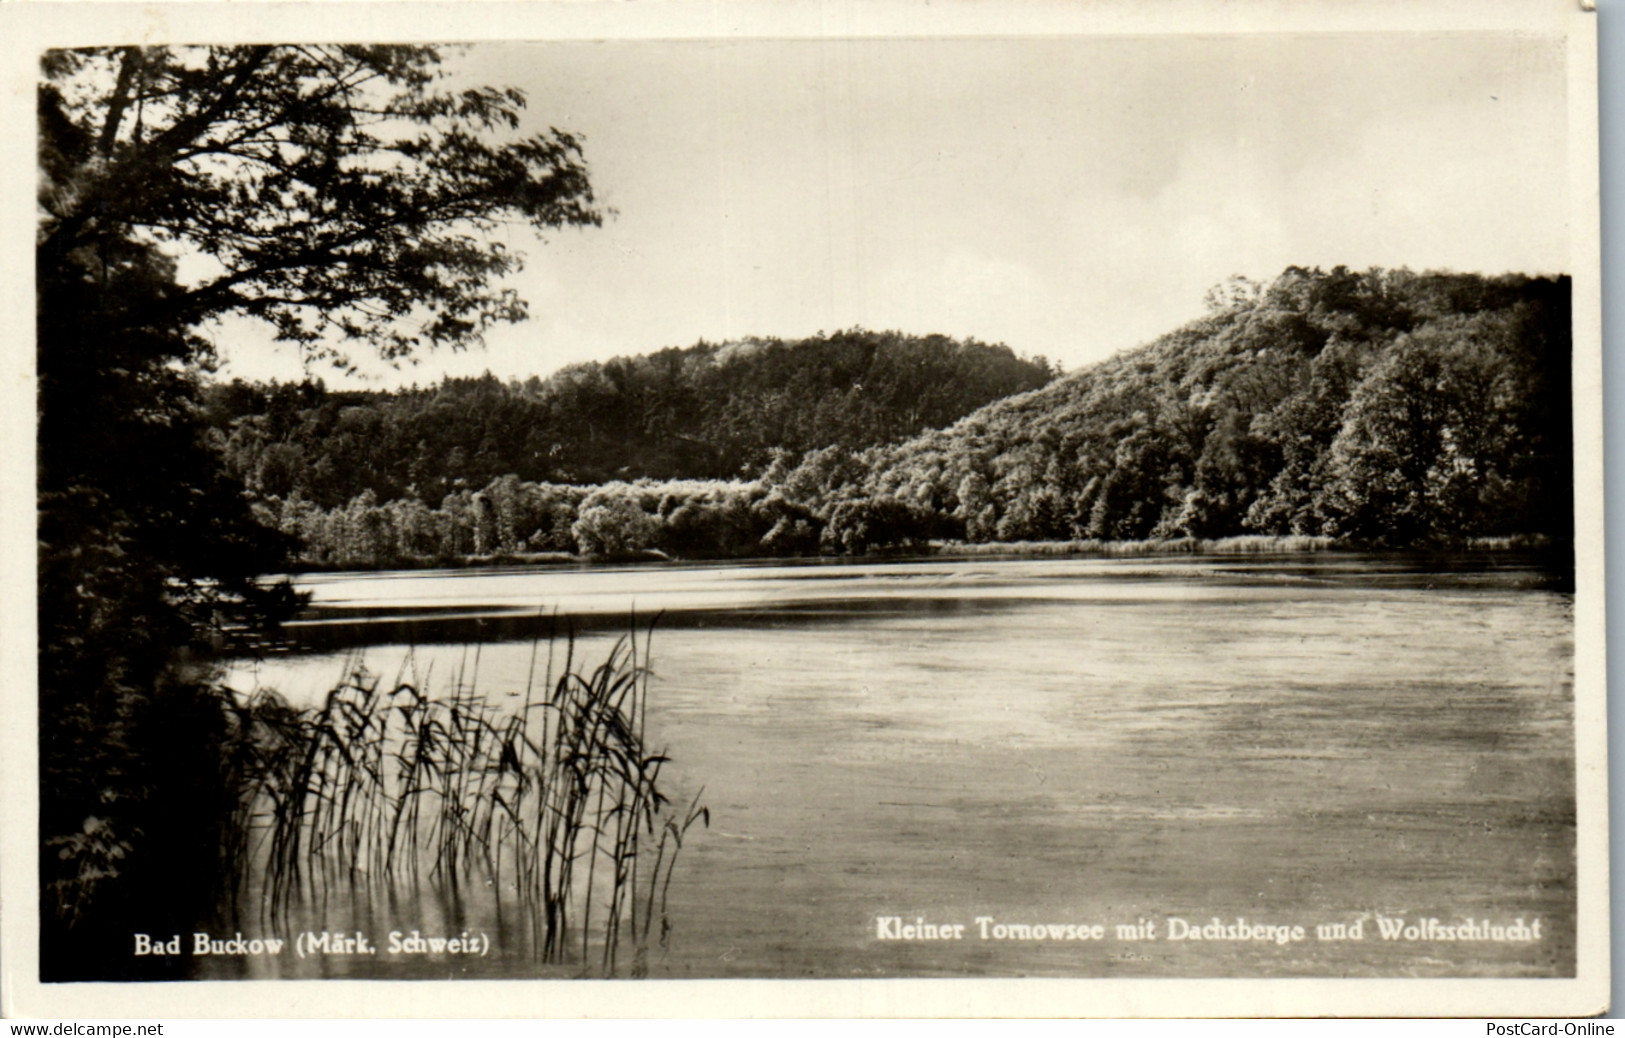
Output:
top-left (0, 0), bottom-right (1607, 1019)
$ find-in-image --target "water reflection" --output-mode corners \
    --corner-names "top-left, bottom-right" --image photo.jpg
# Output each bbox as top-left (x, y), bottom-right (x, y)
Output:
top-left (221, 552), bottom-right (1576, 979)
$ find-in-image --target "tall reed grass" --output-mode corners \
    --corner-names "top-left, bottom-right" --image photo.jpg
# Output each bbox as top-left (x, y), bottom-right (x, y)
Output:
top-left (220, 619), bottom-right (706, 977)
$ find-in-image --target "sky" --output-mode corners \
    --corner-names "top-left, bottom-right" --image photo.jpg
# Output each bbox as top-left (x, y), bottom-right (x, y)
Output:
top-left (206, 31), bottom-right (1573, 389)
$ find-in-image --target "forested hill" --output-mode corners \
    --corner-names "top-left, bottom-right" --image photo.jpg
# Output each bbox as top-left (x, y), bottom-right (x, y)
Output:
top-left (201, 329), bottom-right (1056, 508)
top-left (852, 267), bottom-right (1571, 546)
top-left (230, 267), bottom-right (1572, 569)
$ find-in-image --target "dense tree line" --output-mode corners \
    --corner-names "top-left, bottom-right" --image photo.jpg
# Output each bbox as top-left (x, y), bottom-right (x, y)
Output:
top-left (267, 478), bottom-right (814, 566)
top-left (200, 330), bottom-right (1056, 507)
top-left (273, 267), bottom-right (1571, 568)
top-left (269, 468), bottom-right (940, 568)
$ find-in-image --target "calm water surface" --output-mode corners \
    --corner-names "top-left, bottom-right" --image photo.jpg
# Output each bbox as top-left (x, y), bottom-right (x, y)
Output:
top-left (217, 553), bottom-right (1574, 979)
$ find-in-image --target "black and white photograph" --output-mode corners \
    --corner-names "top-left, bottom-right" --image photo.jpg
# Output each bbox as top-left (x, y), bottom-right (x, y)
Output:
top-left (1, 0), bottom-right (1607, 1019)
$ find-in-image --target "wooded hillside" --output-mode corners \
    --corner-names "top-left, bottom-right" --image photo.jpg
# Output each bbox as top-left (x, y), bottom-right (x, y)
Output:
top-left (202, 329), bottom-right (1055, 507)
top-left (851, 267), bottom-right (1570, 546)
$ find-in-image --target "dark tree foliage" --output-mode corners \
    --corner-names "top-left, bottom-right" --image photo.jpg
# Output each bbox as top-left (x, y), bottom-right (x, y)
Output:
top-left (37, 44), bottom-right (602, 979)
top-left (40, 45), bottom-right (600, 364)
top-left (197, 329), bottom-right (1054, 505)
top-left (819, 497), bottom-right (939, 556)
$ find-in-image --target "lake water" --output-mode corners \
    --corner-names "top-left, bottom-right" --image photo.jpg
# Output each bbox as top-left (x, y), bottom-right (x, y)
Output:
top-left (213, 552), bottom-right (1575, 980)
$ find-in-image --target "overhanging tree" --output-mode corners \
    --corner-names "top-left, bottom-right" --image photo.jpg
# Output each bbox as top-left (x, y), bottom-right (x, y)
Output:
top-left (37, 44), bottom-right (603, 979)
top-left (40, 44), bottom-right (601, 362)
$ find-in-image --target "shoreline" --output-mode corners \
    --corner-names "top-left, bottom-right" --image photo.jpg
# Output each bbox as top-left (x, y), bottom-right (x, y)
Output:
top-left (275, 533), bottom-right (1565, 577)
